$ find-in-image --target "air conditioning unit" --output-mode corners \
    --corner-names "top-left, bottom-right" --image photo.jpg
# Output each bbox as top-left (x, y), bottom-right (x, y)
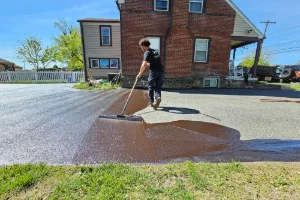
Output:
top-left (118, 0), bottom-right (125, 3)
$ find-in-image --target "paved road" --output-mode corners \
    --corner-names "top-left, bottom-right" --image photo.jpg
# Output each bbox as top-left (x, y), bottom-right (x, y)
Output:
top-left (0, 84), bottom-right (126, 165)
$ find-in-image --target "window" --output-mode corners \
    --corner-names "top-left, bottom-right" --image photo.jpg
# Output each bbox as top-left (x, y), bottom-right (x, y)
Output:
top-left (276, 68), bottom-right (282, 74)
top-left (154, 0), bottom-right (169, 11)
top-left (110, 59), bottom-right (119, 68)
top-left (100, 59), bottom-right (110, 68)
top-left (194, 38), bottom-right (209, 62)
top-left (90, 59), bottom-right (99, 68)
top-left (100, 26), bottom-right (111, 46)
top-left (146, 37), bottom-right (161, 54)
top-left (291, 66), bottom-right (300, 71)
top-left (203, 77), bottom-right (220, 88)
top-left (89, 58), bottom-right (120, 69)
top-left (190, 0), bottom-right (203, 13)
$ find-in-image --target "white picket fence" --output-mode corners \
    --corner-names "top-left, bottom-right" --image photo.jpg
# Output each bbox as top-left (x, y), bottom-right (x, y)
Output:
top-left (0, 71), bottom-right (85, 83)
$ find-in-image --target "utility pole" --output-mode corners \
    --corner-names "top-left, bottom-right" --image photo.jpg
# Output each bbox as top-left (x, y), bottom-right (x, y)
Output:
top-left (253, 20), bottom-right (276, 77)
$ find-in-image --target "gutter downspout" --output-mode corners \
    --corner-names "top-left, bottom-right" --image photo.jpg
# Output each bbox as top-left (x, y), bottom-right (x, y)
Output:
top-left (164, 0), bottom-right (173, 72)
top-left (116, 0), bottom-right (124, 85)
top-left (79, 22), bottom-right (88, 82)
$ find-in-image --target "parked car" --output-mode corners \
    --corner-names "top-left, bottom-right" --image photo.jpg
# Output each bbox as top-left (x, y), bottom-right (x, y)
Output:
top-left (280, 65), bottom-right (300, 83)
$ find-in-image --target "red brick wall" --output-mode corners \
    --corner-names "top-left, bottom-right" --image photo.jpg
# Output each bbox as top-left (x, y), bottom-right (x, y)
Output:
top-left (120, 0), bottom-right (236, 78)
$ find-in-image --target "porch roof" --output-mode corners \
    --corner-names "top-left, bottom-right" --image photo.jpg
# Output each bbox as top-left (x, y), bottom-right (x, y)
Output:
top-left (231, 36), bottom-right (262, 49)
top-left (0, 58), bottom-right (15, 65)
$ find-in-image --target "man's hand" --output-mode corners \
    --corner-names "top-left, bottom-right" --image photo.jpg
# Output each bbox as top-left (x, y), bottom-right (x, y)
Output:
top-left (136, 73), bottom-right (142, 79)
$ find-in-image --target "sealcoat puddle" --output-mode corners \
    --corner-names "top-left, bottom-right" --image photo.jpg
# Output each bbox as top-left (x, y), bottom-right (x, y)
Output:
top-left (73, 90), bottom-right (240, 164)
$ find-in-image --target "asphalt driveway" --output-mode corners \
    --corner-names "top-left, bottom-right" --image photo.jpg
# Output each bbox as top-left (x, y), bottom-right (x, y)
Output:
top-left (0, 84), bottom-right (126, 165)
top-left (136, 88), bottom-right (300, 162)
top-left (1, 84), bottom-right (300, 165)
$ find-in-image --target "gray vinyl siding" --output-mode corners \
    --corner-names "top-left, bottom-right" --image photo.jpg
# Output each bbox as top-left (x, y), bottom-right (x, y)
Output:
top-left (232, 14), bottom-right (260, 38)
top-left (82, 22), bottom-right (121, 78)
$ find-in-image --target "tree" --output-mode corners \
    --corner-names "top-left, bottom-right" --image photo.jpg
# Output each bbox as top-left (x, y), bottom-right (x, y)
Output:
top-left (15, 35), bottom-right (43, 69)
top-left (54, 19), bottom-right (83, 71)
top-left (41, 46), bottom-right (58, 68)
top-left (15, 35), bottom-right (57, 70)
top-left (238, 51), bottom-right (272, 67)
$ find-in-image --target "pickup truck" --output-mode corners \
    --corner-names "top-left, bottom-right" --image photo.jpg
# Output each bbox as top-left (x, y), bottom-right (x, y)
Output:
top-left (280, 65), bottom-right (300, 83)
top-left (254, 65), bottom-right (282, 82)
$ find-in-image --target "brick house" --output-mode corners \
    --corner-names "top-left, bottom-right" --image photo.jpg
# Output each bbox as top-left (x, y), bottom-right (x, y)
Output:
top-left (116, 0), bottom-right (263, 88)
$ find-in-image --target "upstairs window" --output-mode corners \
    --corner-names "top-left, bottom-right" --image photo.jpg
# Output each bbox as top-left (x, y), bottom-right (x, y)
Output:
top-left (100, 26), bottom-right (111, 46)
top-left (190, 0), bottom-right (204, 13)
top-left (194, 38), bottom-right (209, 62)
top-left (154, 0), bottom-right (169, 11)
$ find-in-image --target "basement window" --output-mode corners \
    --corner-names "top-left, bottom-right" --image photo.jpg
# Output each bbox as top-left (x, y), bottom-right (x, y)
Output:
top-left (190, 0), bottom-right (204, 13)
top-left (194, 38), bottom-right (209, 62)
top-left (203, 77), bottom-right (220, 88)
top-left (154, 0), bottom-right (169, 11)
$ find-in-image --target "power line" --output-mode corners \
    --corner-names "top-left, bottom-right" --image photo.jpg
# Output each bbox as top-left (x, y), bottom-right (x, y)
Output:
top-left (263, 46), bottom-right (300, 54)
top-left (269, 30), bottom-right (300, 39)
top-left (263, 40), bottom-right (300, 49)
top-left (264, 49), bottom-right (300, 55)
top-left (267, 25), bottom-right (300, 35)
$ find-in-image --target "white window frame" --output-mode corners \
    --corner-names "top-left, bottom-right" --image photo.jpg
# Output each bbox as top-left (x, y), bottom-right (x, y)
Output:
top-left (189, 0), bottom-right (204, 13)
top-left (100, 59), bottom-right (110, 68)
top-left (146, 37), bottom-right (161, 55)
top-left (194, 38), bottom-right (209, 62)
top-left (110, 59), bottom-right (119, 69)
top-left (101, 26), bottom-right (111, 46)
top-left (203, 77), bottom-right (220, 88)
top-left (90, 59), bottom-right (100, 68)
top-left (154, 0), bottom-right (169, 11)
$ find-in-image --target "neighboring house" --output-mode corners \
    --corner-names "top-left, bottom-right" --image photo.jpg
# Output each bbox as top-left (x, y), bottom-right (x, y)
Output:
top-left (116, 0), bottom-right (264, 88)
top-left (0, 58), bottom-right (15, 71)
top-left (77, 18), bottom-right (121, 81)
top-left (14, 65), bottom-right (23, 71)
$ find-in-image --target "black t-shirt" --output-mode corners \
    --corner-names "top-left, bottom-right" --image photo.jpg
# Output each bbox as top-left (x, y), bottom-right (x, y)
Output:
top-left (143, 48), bottom-right (163, 72)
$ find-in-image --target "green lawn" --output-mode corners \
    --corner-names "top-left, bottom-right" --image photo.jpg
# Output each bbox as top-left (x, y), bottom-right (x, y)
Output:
top-left (73, 82), bottom-right (119, 90)
top-left (1, 162), bottom-right (300, 199)
top-left (260, 81), bottom-right (300, 91)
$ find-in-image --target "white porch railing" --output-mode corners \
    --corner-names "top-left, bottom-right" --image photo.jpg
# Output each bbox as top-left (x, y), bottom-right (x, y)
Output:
top-left (0, 71), bottom-right (85, 83)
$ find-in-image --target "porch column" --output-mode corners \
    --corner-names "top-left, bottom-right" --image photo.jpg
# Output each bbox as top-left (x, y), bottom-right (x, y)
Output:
top-left (252, 39), bottom-right (263, 77)
top-left (233, 48), bottom-right (236, 60)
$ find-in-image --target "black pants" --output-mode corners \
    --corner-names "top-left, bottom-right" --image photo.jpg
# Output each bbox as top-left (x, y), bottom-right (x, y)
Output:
top-left (148, 71), bottom-right (164, 103)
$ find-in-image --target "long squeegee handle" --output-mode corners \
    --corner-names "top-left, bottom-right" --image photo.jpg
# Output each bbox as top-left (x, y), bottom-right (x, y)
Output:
top-left (120, 78), bottom-right (139, 115)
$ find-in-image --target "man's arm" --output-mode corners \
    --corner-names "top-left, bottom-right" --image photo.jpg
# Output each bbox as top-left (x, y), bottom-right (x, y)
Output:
top-left (137, 61), bottom-right (149, 79)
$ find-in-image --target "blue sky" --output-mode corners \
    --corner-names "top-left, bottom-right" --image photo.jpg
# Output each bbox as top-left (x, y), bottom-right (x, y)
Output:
top-left (0, 0), bottom-right (299, 68)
